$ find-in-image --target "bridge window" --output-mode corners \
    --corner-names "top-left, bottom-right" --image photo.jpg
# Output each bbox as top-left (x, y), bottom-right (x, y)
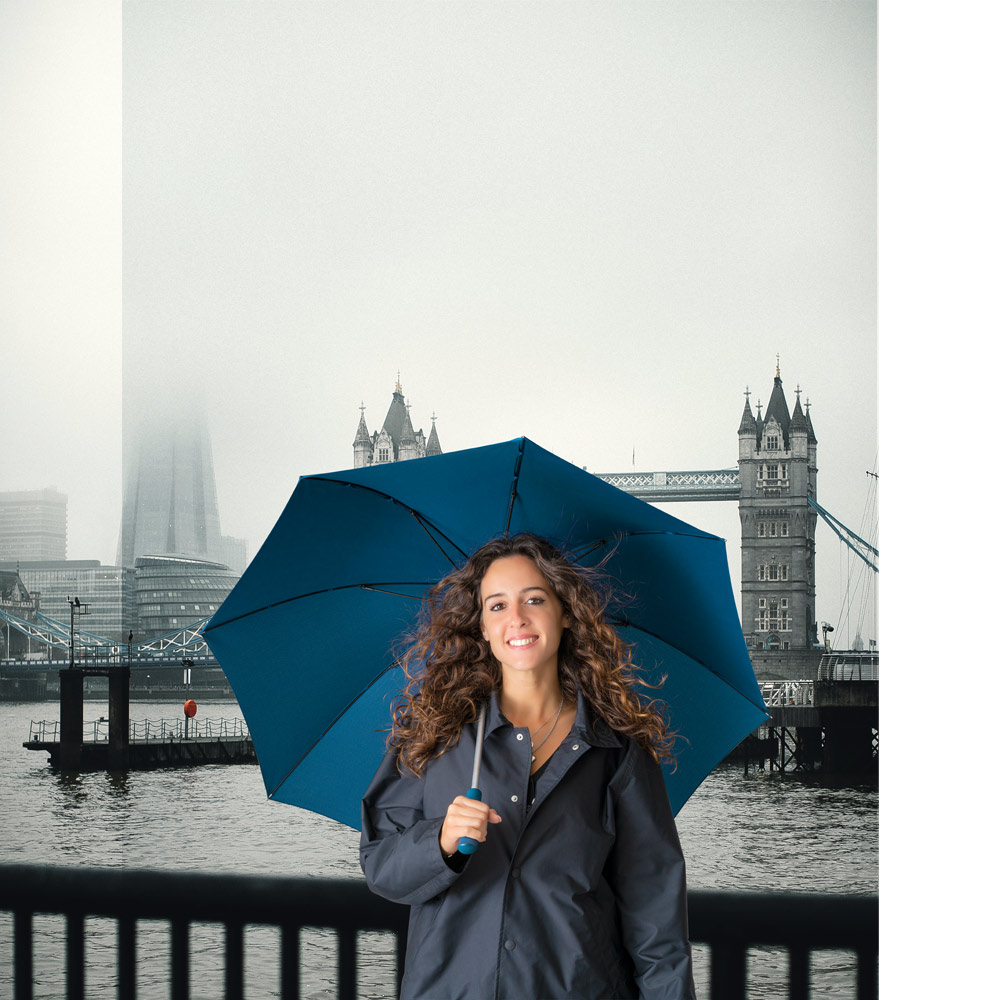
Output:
top-left (755, 599), bottom-right (792, 633)
top-left (758, 564), bottom-right (789, 582)
top-left (378, 447), bottom-right (390, 462)
top-left (765, 434), bottom-right (779, 450)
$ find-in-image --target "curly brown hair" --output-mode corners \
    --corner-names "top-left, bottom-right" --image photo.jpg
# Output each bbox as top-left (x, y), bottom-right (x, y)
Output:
top-left (390, 533), bottom-right (674, 775)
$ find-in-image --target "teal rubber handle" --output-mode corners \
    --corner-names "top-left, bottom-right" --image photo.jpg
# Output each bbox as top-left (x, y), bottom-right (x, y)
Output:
top-left (457, 786), bottom-right (483, 855)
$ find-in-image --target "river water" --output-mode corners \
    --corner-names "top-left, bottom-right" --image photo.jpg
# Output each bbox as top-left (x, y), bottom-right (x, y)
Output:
top-left (0, 699), bottom-right (877, 999)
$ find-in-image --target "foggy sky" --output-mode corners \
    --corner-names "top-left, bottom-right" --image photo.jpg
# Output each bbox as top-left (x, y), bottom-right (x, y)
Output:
top-left (9, 0), bottom-right (878, 647)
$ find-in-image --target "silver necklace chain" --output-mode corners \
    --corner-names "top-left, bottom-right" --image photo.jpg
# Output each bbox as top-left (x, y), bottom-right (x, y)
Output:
top-left (530, 692), bottom-right (565, 762)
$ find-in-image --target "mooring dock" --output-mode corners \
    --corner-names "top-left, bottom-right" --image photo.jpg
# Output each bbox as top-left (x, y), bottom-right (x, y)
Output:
top-left (23, 715), bottom-right (256, 770)
top-left (21, 665), bottom-right (256, 771)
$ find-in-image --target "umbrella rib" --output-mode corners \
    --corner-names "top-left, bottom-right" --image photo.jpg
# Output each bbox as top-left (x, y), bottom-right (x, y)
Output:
top-left (407, 510), bottom-right (465, 570)
top-left (502, 437), bottom-right (526, 536)
top-left (360, 584), bottom-right (427, 600)
top-left (610, 617), bottom-right (768, 713)
top-left (204, 582), bottom-right (435, 630)
top-left (268, 659), bottom-right (401, 801)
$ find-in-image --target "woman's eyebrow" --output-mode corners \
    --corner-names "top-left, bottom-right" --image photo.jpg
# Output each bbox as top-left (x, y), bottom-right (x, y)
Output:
top-left (481, 586), bottom-right (547, 603)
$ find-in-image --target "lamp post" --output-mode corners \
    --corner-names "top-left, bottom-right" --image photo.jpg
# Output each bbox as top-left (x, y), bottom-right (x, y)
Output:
top-left (821, 622), bottom-right (834, 654)
top-left (67, 596), bottom-right (91, 669)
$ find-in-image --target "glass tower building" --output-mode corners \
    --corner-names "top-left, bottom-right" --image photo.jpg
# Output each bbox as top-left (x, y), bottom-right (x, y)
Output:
top-left (134, 555), bottom-right (239, 639)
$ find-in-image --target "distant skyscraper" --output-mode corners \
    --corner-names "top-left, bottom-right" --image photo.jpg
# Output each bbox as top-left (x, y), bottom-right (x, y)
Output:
top-left (118, 413), bottom-right (226, 567)
top-left (220, 535), bottom-right (248, 575)
top-left (353, 376), bottom-right (442, 467)
top-left (0, 488), bottom-right (68, 561)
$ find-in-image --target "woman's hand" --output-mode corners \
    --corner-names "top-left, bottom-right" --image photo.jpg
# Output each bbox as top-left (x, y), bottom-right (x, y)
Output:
top-left (439, 795), bottom-right (502, 856)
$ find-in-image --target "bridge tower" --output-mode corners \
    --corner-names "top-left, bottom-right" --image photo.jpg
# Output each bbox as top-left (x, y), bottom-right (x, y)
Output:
top-left (738, 360), bottom-right (820, 680)
top-left (352, 376), bottom-right (443, 468)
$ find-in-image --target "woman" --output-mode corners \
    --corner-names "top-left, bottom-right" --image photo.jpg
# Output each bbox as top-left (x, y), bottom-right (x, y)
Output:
top-left (360, 533), bottom-right (696, 999)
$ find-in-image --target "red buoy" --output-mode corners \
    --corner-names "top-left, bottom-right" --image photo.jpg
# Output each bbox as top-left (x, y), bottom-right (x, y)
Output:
top-left (184, 699), bottom-right (198, 718)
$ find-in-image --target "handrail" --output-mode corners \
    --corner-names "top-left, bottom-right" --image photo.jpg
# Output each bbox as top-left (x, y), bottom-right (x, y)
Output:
top-left (0, 863), bottom-right (877, 1000)
top-left (26, 717), bottom-right (250, 744)
top-left (759, 680), bottom-right (815, 707)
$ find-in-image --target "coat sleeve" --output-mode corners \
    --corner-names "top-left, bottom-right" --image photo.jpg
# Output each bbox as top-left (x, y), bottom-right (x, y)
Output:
top-left (606, 741), bottom-right (696, 1000)
top-left (359, 747), bottom-right (468, 906)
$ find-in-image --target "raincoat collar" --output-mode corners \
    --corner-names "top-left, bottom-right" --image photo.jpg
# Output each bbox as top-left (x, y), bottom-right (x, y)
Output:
top-left (483, 684), bottom-right (622, 749)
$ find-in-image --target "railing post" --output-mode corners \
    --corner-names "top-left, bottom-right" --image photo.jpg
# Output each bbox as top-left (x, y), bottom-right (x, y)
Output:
top-left (170, 919), bottom-right (190, 1000)
top-left (118, 916), bottom-right (137, 1000)
top-left (337, 929), bottom-right (358, 1000)
top-left (857, 947), bottom-right (878, 1000)
top-left (788, 945), bottom-right (810, 1000)
top-left (280, 924), bottom-right (300, 1000)
top-left (66, 912), bottom-right (84, 1000)
top-left (709, 944), bottom-right (746, 999)
top-left (225, 922), bottom-right (244, 999)
top-left (13, 910), bottom-right (32, 1000)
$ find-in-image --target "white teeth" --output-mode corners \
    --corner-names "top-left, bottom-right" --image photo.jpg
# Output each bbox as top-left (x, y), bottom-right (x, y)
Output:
top-left (508, 637), bottom-right (536, 647)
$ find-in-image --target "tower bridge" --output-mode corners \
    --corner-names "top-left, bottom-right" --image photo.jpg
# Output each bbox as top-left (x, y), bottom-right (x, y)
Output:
top-left (594, 469), bottom-right (741, 502)
top-left (596, 360), bottom-right (877, 683)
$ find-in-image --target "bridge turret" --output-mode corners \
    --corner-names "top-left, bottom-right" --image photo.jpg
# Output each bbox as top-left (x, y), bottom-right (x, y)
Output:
top-left (790, 390), bottom-right (810, 460)
top-left (355, 378), bottom-right (443, 466)
top-left (398, 405), bottom-right (420, 462)
top-left (353, 404), bottom-right (373, 468)
top-left (738, 389), bottom-right (758, 460)
top-left (738, 362), bottom-right (820, 680)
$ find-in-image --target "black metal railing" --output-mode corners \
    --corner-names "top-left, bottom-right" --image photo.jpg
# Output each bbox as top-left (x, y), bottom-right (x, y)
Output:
top-left (0, 863), bottom-right (877, 999)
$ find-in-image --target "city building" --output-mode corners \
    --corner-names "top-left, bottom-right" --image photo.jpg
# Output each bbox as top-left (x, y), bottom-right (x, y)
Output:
top-left (118, 412), bottom-right (227, 568)
top-left (737, 361), bottom-right (819, 674)
top-left (353, 377), bottom-right (442, 467)
top-left (134, 555), bottom-right (239, 639)
top-left (1, 561), bottom-right (132, 644)
top-left (0, 488), bottom-right (68, 562)
top-left (0, 568), bottom-right (39, 658)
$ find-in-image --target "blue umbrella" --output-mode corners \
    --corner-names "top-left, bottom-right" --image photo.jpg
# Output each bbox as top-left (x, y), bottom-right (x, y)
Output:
top-left (204, 437), bottom-right (766, 828)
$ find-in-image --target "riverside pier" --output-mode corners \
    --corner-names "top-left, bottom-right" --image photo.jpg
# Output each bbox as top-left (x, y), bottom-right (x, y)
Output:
top-left (21, 664), bottom-right (255, 771)
top-left (737, 651), bottom-right (879, 774)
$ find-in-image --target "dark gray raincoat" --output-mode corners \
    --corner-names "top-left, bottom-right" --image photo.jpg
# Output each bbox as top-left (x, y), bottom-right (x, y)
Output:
top-left (360, 691), bottom-right (696, 999)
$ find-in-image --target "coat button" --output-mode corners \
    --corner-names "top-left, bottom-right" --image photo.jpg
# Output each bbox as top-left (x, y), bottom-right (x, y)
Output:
top-left (504, 940), bottom-right (516, 951)
top-left (511, 867), bottom-right (521, 879)
top-left (571, 744), bottom-right (580, 751)
top-left (511, 794), bottom-right (518, 803)
top-left (516, 733), bottom-right (524, 741)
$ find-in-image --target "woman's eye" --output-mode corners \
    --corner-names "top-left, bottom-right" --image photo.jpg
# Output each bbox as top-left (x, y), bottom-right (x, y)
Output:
top-left (488, 602), bottom-right (505, 612)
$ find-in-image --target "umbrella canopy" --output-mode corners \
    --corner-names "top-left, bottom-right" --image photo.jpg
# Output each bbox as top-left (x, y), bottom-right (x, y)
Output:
top-left (204, 437), bottom-right (767, 827)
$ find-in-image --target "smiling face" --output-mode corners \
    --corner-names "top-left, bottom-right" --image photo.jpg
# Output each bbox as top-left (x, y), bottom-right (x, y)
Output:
top-left (479, 554), bottom-right (569, 681)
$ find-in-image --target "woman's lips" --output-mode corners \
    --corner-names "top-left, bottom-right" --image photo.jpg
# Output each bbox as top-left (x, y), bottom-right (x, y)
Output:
top-left (507, 635), bottom-right (538, 647)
